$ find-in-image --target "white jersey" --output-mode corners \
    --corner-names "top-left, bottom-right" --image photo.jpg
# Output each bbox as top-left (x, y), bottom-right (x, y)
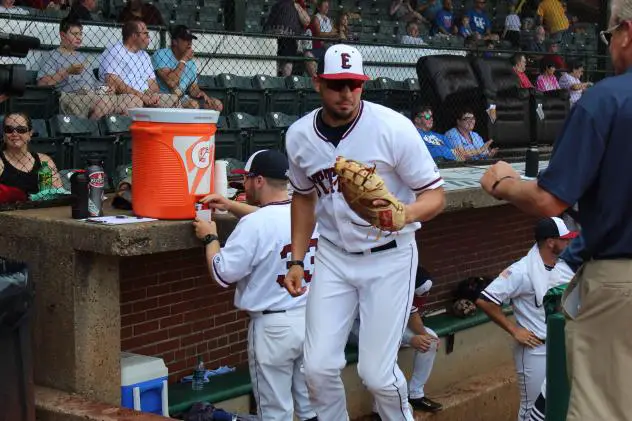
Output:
top-left (211, 201), bottom-right (319, 312)
top-left (285, 101), bottom-right (443, 253)
top-left (481, 258), bottom-right (573, 339)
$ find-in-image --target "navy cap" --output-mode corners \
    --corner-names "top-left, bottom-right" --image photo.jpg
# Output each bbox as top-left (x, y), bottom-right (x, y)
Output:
top-left (171, 25), bottom-right (197, 40)
top-left (232, 149), bottom-right (289, 180)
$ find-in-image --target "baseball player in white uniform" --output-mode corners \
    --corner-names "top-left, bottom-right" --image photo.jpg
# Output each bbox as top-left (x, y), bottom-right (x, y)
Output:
top-left (193, 149), bottom-right (319, 421)
top-left (282, 44), bottom-right (446, 421)
top-left (349, 266), bottom-right (443, 419)
top-left (475, 217), bottom-right (577, 421)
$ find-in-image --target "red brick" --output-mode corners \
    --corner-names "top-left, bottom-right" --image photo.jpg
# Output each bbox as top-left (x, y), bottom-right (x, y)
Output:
top-left (158, 270), bottom-right (182, 284)
top-left (121, 326), bottom-right (133, 340)
top-left (146, 283), bottom-right (171, 298)
top-left (168, 323), bottom-right (192, 338)
top-left (121, 288), bottom-right (147, 303)
top-left (133, 320), bottom-right (160, 336)
top-left (146, 306), bottom-right (171, 320)
top-left (121, 312), bottom-right (146, 328)
top-left (214, 312), bottom-right (237, 326)
top-left (155, 338), bottom-right (180, 354)
top-left (160, 314), bottom-right (184, 329)
top-left (132, 297), bottom-right (158, 313)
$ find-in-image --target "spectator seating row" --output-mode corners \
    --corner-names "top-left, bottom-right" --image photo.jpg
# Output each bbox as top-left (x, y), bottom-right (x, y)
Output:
top-left (0, 112), bottom-right (300, 187)
top-left (417, 55), bottom-right (570, 149)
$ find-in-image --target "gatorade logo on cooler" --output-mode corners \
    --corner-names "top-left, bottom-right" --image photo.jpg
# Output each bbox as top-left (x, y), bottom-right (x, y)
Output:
top-left (89, 171), bottom-right (105, 188)
top-left (173, 136), bottom-right (214, 196)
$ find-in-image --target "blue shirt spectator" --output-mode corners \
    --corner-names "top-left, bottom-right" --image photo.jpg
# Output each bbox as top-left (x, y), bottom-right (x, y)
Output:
top-left (411, 106), bottom-right (461, 161)
top-left (152, 47), bottom-right (197, 94)
top-left (435, 9), bottom-right (455, 34)
top-left (467, 6), bottom-right (491, 35)
top-left (537, 67), bottom-right (632, 259)
top-left (444, 109), bottom-right (497, 160)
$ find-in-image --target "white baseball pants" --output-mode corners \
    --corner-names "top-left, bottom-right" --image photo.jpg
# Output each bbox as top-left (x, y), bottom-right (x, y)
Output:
top-left (528, 379), bottom-right (546, 421)
top-left (303, 236), bottom-right (418, 421)
top-left (247, 306), bottom-right (316, 421)
top-left (513, 342), bottom-right (546, 421)
top-left (404, 327), bottom-right (438, 400)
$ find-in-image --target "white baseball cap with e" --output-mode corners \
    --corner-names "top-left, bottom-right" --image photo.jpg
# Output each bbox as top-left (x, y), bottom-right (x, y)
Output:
top-left (318, 44), bottom-right (370, 81)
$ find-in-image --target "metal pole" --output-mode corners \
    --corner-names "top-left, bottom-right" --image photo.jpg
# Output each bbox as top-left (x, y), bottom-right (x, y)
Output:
top-left (597, 0), bottom-right (610, 81)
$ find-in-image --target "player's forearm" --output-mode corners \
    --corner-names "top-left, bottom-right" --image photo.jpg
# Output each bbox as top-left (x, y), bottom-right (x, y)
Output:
top-left (290, 191), bottom-right (317, 260)
top-left (204, 241), bottom-right (221, 281)
top-left (226, 201), bottom-right (259, 219)
top-left (408, 311), bottom-right (426, 335)
top-left (494, 178), bottom-right (568, 217)
top-left (475, 299), bottom-right (518, 336)
top-left (405, 187), bottom-right (445, 224)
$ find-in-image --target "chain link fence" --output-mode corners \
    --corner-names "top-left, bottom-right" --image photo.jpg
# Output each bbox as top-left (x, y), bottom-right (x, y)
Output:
top-left (0, 0), bottom-right (609, 207)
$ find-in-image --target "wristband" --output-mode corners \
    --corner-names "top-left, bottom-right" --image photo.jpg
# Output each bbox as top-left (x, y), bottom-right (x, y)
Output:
top-left (491, 175), bottom-right (515, 192)
top-left (202, 234), bottom-right (219, 246)
top-left (287, 260), bottom-right (304, 270)
top-left (178, 60), bottom-right (187, 65)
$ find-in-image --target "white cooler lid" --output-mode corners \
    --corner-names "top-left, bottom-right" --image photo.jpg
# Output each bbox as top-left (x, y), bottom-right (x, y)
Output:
top-left (128, 108), bottom-right (220, 124)
top-left (121, 352), bottom-right (168, 386)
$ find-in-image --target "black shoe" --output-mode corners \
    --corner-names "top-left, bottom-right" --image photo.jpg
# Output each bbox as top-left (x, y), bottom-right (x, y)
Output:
top-left (370, 412), bottom-right (382, 421)
top-left (409, 396), bottom-right (443, 412)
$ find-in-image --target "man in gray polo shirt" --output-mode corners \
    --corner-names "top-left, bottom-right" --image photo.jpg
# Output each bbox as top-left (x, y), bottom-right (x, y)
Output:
top-left (38, 17), bottom-right (142, 119)
top-left (479, 0), bottom-right (632, 418)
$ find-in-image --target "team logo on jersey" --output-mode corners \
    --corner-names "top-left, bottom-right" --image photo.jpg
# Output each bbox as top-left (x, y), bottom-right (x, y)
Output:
top-left (309, 167), bottom-right (340, 197)
top-left (500, 268), bottom-right (512, 279)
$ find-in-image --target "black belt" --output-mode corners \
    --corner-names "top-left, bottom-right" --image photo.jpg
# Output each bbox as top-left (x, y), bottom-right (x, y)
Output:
top-left (262, 310), bottom-right (286, 315)
top-left (322, 236), bottom-right (398, 255)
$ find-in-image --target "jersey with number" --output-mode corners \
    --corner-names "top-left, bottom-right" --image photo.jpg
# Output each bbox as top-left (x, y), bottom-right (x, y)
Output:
top-left (286, 101), bottom-right (443, 253)
top-left (211, 201), bottom-right (319, 312)
top-left (480, 258), bottom-right (573, 339)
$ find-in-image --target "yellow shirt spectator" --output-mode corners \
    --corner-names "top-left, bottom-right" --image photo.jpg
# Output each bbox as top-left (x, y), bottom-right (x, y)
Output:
top-left (537, 0), bottom-right (569, 34)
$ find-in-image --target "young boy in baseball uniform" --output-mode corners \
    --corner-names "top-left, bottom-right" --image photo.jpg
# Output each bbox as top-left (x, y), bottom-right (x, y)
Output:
top-left (476, 217), bottom-right (577, 421)
top-left (349, 266), bottom-right (443, 419)
top-left (282, 44), bottom-right (446, 421)
top-left (193, 150), bottom-right (319, 421)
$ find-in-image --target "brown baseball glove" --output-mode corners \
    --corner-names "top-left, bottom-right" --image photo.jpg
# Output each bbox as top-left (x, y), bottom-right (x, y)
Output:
top-left (333, 156), bottom-right (407, 232)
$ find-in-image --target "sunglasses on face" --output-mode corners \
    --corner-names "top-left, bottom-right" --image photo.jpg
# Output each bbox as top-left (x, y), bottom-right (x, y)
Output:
top-left (460, 115), bottom-right (475, 121)
top-left (323, 79), bottom-right (364, 92)
top-left (417, 112), bottom-right (433, 120)
top-left (4, 125), bottom-right (29, 134)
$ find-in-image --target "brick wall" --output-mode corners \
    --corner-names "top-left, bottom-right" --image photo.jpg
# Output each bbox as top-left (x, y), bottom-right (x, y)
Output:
top-left (120, 204), bottom-right (537, 382)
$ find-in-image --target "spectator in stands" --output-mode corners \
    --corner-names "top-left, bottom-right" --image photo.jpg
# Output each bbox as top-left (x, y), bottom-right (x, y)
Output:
top-left (536, 59), bottom-right (561, 91)
top-left (401, 21), bottom-right (426, 44)
top-left (529, 25), bottom-right (547, 53)
top-left (502, 4), bottom-right (521, 47)
top-left (417, 0), bottom-right (442, 24)
top-left (264, 0), bottom-right (311, 77)
top-left (458, 15), bottom-right (473, 38)
top-left (445, 109), bottom-right (498, 160)
top-left (434, 0), bottom-right (457, 35)
top-left (466, 0), bottom-right (498, 40)
top-left (332, 10), bottom-right (354, 40)
top-left (38, 18), bottom-right (143, 119)
top-left (558, 61), bottom-right (592, 107)
top-left (306, 0), bottom-right (336, 61)
top-left (118, 0), bottom-right (164, 26)
top-left (99, 20), bottom-right (179, 108)
top-left (0, 0), bottom-right (28, 14)
top-left (536, 0), bottom-right (569, 43)
top-left (0, 112), bottom-right (62, 200)
top-left (152, 25), bottom-right (223, 111)
top-left (412, 105), bottom-right (463, 161)
top-left (66, 0), bottom-right (95, 21)
top-left (512, 53), bottom-right (534, 89)
top-left (390, 0), bottom-right (426, 24)
top-left (547, 42), bottom-right (567, 70)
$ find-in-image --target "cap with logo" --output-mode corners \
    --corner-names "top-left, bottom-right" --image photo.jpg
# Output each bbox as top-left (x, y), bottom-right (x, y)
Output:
top-left (171, 25), bottom-right (197, 40)
top-left (534, 217), bottom-right (579, 241)
top-left (231, 149), bottom-right (289, 180)
top-left (317, 44), bottom-right (370, 81)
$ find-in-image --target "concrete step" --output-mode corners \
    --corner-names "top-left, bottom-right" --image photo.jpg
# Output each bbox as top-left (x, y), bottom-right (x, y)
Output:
top-left (354, 363), bottom-right (519, 421)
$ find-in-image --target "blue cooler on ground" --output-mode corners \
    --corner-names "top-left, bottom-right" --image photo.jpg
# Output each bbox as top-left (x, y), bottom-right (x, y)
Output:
top-left (121, 352), bottom-right (169, 416)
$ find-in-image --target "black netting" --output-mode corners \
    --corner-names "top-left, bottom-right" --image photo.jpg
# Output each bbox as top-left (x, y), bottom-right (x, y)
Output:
top-left (0, 0), bottom-right (609, 207)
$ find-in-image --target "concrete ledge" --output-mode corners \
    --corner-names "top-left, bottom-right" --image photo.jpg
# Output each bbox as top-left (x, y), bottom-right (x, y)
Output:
top-left (35, 386), bottom-right (173, 421)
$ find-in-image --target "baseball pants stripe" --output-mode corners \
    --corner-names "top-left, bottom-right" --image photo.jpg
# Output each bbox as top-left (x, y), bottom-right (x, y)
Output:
top-left (303, 237), bottom-right (417, 421)
top-left (247, 307), bottom-right (315, 421)
top-left (513, 343), bottom-right (546, 421)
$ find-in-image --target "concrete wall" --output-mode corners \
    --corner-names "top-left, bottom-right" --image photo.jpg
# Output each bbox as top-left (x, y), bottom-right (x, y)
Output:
top-left (119, 204), bottom-right (537, 382)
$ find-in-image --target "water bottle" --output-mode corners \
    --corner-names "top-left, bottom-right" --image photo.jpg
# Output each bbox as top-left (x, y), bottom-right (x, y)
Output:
top-left (37, 161), bottom-right (53, 192)
top-left (70, 170), bottom-right (90, 219)
top-left (525, 145), bottom-right (539, 178)
top-left (86, 159), bottom-right (105, 217)
top-left (192, 356), bottom-right (205, 391)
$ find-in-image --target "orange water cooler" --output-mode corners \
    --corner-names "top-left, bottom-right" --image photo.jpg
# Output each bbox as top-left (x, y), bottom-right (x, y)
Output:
top-left (128, 108), bottom-right (220, 220)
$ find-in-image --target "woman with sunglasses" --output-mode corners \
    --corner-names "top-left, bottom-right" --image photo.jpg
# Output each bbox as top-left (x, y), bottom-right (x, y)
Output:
top-left (444, 109), bottom-right (497, 160)
top-left (0, 112), bottom-right (62, 198)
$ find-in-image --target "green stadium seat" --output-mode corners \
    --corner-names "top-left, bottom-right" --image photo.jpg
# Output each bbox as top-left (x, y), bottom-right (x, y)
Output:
top-left (198, 75), bottom-right (230, 113)
top-left (285, 76), bottom-right (320, 115)
top-left (100, 115), bottom-right (133, 167)
top-left (217, 74), bottom-right (263, 116)
top-left (252, 75), bottom-right (300, 115)
top-left (214, 114), bottom-right (247, 161)
top-left (8, 86), bottom-right (59, 119)
top-left (361, 79), bottom-right (387, 105)
top-left (228, 112), bottom-right (282, 155)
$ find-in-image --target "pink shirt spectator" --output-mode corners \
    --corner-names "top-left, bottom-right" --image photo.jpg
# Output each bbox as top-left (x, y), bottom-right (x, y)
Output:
top-left (536, 74), bottom-right (560, 92)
